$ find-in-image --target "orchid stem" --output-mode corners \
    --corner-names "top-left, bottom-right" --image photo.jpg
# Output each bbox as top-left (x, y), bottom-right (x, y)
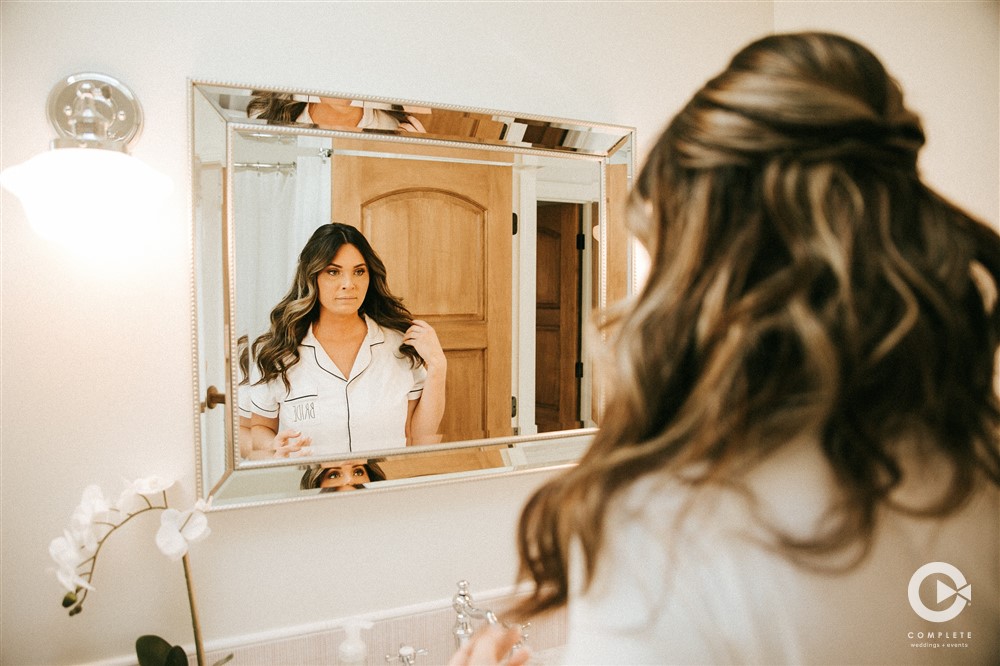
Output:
top-left (70, 503), bottom-right (166, 612)
top-left (181, 553), bottom-right (206, 666)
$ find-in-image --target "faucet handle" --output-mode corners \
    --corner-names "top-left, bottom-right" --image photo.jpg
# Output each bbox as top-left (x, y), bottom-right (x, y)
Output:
top-left (453, 579), bottom-right (474, 614)
top-left (385, 644), bottom-right (428, 665)
top-left (516, 621), bottom-right (531, 643)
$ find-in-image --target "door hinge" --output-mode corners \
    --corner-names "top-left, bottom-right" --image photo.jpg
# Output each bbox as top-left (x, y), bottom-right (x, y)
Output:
top-left (512, 212), bottom-right (518, 236)
top-left (575, 361), bottom-right (584, 378)
top-left (576, 232), bottom-right (586, 250)
top-left (511, 395), bottom-right (518, 418)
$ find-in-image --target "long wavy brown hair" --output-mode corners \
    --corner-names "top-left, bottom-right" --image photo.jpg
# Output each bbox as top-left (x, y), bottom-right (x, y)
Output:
top-left (514, 32), bottom-right (1000, 619)
top-left (252, 223), bottom-right (421, 391)
top-left (246, 91), bottom-right (309, 125)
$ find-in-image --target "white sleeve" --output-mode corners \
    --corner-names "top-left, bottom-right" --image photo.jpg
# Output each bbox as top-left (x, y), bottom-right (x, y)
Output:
top-left (408, 363), bottom-right (426, 400)
top-left (249, 379), bottom-right (280, 417)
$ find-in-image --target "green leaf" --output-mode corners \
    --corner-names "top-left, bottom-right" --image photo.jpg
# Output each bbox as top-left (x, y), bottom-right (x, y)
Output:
top-left (165, 645), bottom-right (189, 666)
top-left (136, 635), bottom-right (189, 666)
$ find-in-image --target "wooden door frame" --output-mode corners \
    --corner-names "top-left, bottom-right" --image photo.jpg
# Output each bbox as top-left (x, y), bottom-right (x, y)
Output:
top-left (512, 157), bottom-right (602, 435)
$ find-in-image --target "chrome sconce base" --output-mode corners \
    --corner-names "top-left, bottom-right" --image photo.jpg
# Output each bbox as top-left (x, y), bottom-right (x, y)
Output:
top-left (46, 73), bottom-right (143, 152)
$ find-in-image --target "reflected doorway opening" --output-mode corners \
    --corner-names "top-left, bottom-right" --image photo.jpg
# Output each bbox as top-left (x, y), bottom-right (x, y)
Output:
top-left (535, 201), bottom-right (585, 433)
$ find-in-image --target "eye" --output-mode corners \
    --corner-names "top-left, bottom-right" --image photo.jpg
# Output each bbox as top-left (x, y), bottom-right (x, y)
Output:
top-left (326, 470), bottom-right (342, 480)
top-left (352, 466), bottom-right (366, 477)
top-left (354, 268), bottom-right (367, 277)
top-left (326, 268), bottom-right (340, 277)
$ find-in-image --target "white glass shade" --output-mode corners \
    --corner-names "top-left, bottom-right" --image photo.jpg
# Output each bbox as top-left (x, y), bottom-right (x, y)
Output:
top-left (0, 148), bottom-right (172, 246)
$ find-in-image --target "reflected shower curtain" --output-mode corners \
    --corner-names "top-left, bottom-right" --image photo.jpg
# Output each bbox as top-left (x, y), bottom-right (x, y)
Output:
top-left (234, 168), bottom-right (296, 350)
top-left (234, 161), bottom-right (328, 349)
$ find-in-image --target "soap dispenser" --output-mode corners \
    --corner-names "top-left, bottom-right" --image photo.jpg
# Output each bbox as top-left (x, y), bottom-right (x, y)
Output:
top-left (337, 619), bottom-right (373, 666)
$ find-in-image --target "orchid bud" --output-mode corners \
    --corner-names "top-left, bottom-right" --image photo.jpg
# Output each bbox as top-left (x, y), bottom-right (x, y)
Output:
top-left (62, 591), bottom-right (78, 608)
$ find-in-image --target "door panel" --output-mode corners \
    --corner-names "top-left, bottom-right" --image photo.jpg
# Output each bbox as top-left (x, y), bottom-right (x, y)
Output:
top-left (536, 203), bottom-right (582, 432)
top-left (332, 139), bottom-right (513, 442)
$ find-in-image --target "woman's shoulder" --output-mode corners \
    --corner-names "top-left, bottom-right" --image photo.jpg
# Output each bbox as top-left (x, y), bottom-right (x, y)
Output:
top-left (611, 439), bottom-right (840, 546)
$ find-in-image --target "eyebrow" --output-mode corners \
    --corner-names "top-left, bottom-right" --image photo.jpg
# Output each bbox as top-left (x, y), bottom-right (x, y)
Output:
top-left (326, 262), bottom-right (367, 269)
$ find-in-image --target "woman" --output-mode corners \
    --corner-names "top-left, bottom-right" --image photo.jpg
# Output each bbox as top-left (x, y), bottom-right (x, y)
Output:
top-left (299, 459), bottom-right (384, 493)
top-left (453, 32), bottom-right (1000, 665)
top-left (248, 223), bottom-right (446, 458)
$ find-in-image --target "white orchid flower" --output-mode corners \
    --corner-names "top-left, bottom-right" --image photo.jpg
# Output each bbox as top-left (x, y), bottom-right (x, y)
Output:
top-left (49, 531), bottom-right (82, 570)
top-left (64, 485), bottom-right (112, 555)
top-left (68, 507), bottom-right (100, 556)
top-left (116, 475), bottom-right (175, 513)
top-left (56, 564), bottom-right (95, 594)
top-left (132, 476), bottom-right (175, 495)
top-left (155, 503), bottom-right (211, 562)
top-left (52, 476), bottom-right (219, 666)
top-left (49, 532), bottom-right (93, 593)
top-left (78, 484), bottom-right (111, 517)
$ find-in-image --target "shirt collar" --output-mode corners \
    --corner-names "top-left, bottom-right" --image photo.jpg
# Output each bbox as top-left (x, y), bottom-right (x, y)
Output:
top-left (302, 315), bottom-right (384, 380)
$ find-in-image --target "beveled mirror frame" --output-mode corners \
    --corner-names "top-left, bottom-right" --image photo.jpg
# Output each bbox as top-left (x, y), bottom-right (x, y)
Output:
top-left (189, 79), bottom-right (635, 509)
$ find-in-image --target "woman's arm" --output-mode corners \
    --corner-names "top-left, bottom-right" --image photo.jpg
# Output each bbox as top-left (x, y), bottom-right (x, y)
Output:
top-left (249, 413), bottom-right (312, 457)
top-left (404, 320), bottom-right (447, 445)
top-left (238, 416), bottom-right (254, 459)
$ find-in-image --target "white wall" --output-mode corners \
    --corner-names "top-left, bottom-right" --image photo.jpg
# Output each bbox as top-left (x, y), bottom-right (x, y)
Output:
top-left (1, 3), bottom-right (995, 664)
top-left (773, 0), bottom-right (999, 230)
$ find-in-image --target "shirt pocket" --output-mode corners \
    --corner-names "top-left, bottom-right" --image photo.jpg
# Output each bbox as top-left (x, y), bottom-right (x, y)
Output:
top-left (283, 385), bottom-right (320, 425)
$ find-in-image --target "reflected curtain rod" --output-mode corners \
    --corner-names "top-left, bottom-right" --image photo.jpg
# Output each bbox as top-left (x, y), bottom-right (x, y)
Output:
top-left (233, 161), bottom-right (296, 171)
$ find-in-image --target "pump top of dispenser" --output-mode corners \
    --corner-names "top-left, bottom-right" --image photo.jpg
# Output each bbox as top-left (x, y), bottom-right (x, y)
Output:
top-left (337, 619), bottom-right (373, 665)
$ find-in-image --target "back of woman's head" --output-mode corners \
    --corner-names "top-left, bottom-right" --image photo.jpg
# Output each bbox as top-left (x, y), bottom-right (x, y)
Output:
top-left (247, 91), bottom-right (308, 125)
top-left (514, 32), bottom-right (1000, 618)
top-left (622, 31), bottom-right (1000, 480)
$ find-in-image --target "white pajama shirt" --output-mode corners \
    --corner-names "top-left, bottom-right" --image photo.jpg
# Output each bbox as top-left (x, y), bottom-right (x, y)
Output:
top-left (250, 317), bottom-right (425, 455)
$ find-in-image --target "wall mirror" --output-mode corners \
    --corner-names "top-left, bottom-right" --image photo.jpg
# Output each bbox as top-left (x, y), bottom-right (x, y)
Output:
top-left (190, 80), bottom-right (635, 508)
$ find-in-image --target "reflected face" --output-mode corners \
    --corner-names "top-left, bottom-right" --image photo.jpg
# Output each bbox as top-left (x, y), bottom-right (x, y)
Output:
top-left (318, 461), bottom-right (371, 489)
top-left (316, 244), bottom-right (369, 317)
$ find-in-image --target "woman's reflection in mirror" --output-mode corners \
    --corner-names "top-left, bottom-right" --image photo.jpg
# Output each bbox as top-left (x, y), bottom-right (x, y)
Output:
top-left (246, 223), bottom-right (446, 459)
top-left (451, 32), bottom-right (1000, 665)
top-left (299, 460), bottom-right (384, 493)
top-left (247, 91), bottom-right (427, 133)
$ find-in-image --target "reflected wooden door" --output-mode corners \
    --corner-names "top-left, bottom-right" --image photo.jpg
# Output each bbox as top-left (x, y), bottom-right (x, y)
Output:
top-left (535, 202), bottom-right (582, 432)
top-left (331, 140), bottom-right (513, 442)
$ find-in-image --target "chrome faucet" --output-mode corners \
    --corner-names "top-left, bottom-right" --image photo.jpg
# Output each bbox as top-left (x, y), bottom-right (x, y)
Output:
top-left (453, 580), bottom-right (499, 648)
top-left (452, 580), bottom-right (531, 655)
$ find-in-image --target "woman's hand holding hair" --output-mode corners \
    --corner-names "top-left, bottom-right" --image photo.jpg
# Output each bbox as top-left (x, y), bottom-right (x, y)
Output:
top-left (447, 626), bottom-right (531, 666)
top-left (404, 320), bottom-right (447, 372)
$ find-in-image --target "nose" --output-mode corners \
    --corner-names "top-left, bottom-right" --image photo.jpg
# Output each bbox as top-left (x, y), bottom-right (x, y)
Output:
top-left (339, 274), bottom-right (355, 290)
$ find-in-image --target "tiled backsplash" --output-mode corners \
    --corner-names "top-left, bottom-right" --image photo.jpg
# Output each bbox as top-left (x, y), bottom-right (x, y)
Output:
top-left (203, 589), bottom-right (566, 666)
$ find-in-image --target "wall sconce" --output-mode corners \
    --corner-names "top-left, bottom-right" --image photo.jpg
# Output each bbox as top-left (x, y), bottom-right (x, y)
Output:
top-left (0, 73), bottom-right (171, 246)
